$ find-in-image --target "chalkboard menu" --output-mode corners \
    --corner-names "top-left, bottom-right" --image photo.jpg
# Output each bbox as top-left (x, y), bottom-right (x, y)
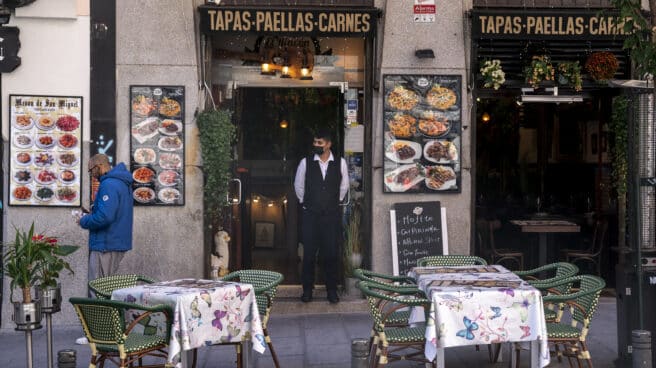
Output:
top-left (390, 201), bottom-right (446, 276)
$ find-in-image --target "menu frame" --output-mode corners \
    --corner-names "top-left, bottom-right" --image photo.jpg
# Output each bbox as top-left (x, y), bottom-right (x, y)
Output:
top-left (129, 85), bottom-right (185, 206)
top-left (8, 94), bottom-right (83, 207)
top-left (382, 74), bottom-right (462, 194)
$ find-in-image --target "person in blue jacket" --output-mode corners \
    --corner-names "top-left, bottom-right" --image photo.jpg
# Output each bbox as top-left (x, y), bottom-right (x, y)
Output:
top-left (78, 153), bottom-right (134, 281)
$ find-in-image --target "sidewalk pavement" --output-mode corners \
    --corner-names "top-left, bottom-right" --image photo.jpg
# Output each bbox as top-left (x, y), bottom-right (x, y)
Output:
top-left (0, 297), bottom-right (619, 368)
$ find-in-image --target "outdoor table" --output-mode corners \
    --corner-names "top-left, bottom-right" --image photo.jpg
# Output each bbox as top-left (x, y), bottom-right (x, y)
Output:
top-left (111, 278), bottom-right (265, 368)
top-left (510, 219), bottom-right (580, 267)
top-left (408, 265), bottom-right (550, 368)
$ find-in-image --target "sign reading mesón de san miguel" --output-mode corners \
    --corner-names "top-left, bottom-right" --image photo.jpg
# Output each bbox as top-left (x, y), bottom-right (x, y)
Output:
top-left (198, 6), bottom-right (378, 37)
top-left (472, 10), bottom-right (629, 40)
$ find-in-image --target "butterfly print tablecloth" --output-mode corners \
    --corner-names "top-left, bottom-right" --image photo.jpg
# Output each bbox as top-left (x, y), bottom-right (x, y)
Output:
top-left (112, 278), bottom-right (265, 368)
top-left (408, 265), bottom-right (549, 367)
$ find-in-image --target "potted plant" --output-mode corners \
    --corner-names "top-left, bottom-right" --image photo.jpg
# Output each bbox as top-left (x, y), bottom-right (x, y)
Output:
top-left (35, 233), bottom-right (79, 313)
top-left (524, 55), bottom-right (555, 89)
top-left (585, 51), bottom-right (619, 81)
top-left (557, 61), bottom-right (583, 92)
top-left (479, 59), bottom-right (506, 90)
top-left (343, 200), bottom-right (363, 296)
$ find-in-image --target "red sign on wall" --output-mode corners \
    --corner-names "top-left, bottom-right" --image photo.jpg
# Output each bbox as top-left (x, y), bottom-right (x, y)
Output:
top-left (414, 0), bottom-right (435, 22)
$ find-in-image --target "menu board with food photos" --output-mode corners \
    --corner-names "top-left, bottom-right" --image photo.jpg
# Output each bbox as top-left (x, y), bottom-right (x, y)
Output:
top-left (382, 75), bottom-right (461, 193)
top-left (9, 95), bottom-right (83, 206)
top-left (129, 86), bottom-right (184, 206)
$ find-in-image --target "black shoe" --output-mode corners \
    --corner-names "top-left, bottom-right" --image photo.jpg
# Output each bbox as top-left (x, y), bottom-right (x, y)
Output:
top-left (301, 291), bottom-right (313, 303)
top-left (327, 290), bottom-right (339, 304)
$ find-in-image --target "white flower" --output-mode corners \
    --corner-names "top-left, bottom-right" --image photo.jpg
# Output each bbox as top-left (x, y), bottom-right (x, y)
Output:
top-left (480, 59), bottom-right (505, 90)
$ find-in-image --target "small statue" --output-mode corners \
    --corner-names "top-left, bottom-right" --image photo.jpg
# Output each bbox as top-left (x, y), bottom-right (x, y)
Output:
top-left (211, 230), bottom-right (231, 279)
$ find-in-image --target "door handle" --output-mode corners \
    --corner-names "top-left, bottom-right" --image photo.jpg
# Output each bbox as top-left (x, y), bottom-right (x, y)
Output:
top-left (227, 178), bottom-right (242, 205)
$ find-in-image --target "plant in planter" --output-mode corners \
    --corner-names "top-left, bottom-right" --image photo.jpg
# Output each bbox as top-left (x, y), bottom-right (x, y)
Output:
top-left (557, 61), bottom-right (583, 92)
top-left (479, 59), bottom-right (506, 90)
top-left (584, 51), bottom-right (619, 81)
top-left (524, 55), bottom-right (555, 89)
top-left (342, 200), bottom-right (363, 295)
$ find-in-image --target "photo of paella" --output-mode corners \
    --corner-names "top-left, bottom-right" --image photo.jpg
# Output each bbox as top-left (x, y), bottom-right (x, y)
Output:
top-left (387, 85), bottom-right (419, 110)
top-left (426, 84), bottom-right (457, 110)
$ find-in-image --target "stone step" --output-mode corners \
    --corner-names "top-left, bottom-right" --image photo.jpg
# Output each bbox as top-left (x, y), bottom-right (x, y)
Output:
top-left (272, 285), bottom-right (368, 315)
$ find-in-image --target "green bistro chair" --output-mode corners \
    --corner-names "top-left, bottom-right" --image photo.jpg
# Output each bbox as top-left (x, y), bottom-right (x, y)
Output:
top-left (353, 268), bottom-right (418, 327)
top-left (221, 269), bottom-right (284, 368)
top-left (358, 281), bottom-right (436, 368)
top-left (416, 255), bottom-right (488, 267)
top-left (515, 262), bottom-right (579, 323)
top-left (70, 297), bottom-right (172, 368)
top-left (88, 274), bottom-right (156, 300)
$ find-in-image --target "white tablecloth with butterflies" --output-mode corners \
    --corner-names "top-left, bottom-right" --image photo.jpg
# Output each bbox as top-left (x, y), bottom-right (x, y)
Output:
top-left (112, 278), bottom-right (265, 367)
top-left (408, 265), bottom-right (549, 367)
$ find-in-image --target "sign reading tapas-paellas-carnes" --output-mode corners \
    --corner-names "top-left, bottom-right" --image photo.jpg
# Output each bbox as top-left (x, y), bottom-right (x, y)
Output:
top-left (129, 86), bottom-right (185, 206)
top-left (9, 95), bottom-right (83, 207)
top-left (382, 75), bottom-right (461, 194)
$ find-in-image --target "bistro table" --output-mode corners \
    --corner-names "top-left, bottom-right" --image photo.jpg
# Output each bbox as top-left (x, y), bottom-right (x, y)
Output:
top-left (112, 278), bottom-right (266, 368)
top-left (408, 265), bottom-right (550, 368)
top-left (510, 219), bottom-right (580, 267)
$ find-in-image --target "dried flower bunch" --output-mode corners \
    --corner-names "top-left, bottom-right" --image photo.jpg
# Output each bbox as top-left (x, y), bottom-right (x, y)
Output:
top-left (557, 61), bottom-right (583, 92)
top-left (585, 51), bottom-right (619, 81)
top-left (480, 59), bottom-right (506, 90)
top-left (524, 55), bottom-right (555, 89)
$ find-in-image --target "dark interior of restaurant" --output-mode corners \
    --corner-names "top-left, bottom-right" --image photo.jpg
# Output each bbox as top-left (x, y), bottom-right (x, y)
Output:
top-left (475, 95), bottom-right (618, 285)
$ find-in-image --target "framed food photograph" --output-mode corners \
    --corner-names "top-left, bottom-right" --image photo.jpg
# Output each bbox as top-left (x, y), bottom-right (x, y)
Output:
top-left (254, 222), bottom-right (275, 248)
top-left (129, 86), bottom-right (184, 206)
top-left (8, 95), bottom-right (83, 206)
top-left (382, 75), bottom-right (462, 193)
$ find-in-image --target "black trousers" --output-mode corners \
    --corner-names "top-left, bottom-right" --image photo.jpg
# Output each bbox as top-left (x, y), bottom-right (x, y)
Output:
top-left (301, 208), bottom-right (340, 293)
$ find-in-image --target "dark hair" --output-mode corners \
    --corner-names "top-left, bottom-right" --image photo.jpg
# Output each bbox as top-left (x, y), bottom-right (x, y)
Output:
top-left (314, 129), bottom-right (333, 142)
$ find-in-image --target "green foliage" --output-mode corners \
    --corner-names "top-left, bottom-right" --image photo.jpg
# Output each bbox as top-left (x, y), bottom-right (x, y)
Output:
top-left (611, 0), bottom-right (656, 77)
top-left (197, 109), bottom-right (236, 224)
top-left (343, 202), bottom-right (362, 277)
top-left (611, 96), bottom-right (629, 195)
top-left (557, 61), bottom-right (583, 91)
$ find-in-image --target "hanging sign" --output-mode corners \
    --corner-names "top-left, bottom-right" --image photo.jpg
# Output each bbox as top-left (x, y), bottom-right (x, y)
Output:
top-left (413, 0), bottom-right (435, 23)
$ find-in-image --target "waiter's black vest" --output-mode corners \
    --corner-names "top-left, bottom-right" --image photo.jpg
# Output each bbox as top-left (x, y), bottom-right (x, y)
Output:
top-left (304, 155), bottom-right (341, 214)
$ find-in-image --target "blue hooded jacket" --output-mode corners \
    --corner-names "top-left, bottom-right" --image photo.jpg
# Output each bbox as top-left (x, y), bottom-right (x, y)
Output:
top-left (80, 163), bottom-right (134, 252)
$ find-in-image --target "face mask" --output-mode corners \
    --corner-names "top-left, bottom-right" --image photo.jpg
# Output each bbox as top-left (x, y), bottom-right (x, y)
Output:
top-left (312, 146), bottom-right (324, 155)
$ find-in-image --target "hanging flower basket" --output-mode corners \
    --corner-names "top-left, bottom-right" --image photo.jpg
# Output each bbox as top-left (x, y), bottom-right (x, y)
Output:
top-left (585, 51), bottom-right (619, 81)
top-left (524, 55), bottom-right (555, 89)
top-left (479, 59), bottom-right (506, 90)
top-left (557, 61), bottom-right (583, 92)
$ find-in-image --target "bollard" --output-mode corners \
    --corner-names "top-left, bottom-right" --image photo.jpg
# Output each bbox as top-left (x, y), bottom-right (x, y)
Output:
top-left (351, 338), bottom-right (369, 368)
top-left (632, 330), bottom-right (652, 368)
top-left (57, 349), bottom-right (76, 368)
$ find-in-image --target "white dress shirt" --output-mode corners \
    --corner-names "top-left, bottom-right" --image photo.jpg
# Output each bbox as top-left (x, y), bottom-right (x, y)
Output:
top-left (294, 152), bottom-right (349, 203)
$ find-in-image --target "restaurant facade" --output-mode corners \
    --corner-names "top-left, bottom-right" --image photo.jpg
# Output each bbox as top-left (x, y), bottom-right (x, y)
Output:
top-left (0, 0), bottom-right (641, 327)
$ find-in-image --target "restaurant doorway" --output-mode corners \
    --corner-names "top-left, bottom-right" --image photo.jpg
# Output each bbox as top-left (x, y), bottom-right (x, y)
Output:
top-left (233, 87), bottom-right (344, 284)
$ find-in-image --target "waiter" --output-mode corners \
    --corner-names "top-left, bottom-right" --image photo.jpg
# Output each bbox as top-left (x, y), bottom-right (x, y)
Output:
top-left (294, 129), bottom-right (349, 304)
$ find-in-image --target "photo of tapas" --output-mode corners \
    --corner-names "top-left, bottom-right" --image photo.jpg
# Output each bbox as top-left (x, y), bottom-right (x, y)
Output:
top-left (417, 112), bottom-right (450, 138)
top-left (13, 169), bottom-right (32, 184)
top-left (158, 188), bottom-right (180, 204)
top-left (13, 186), bottom-right (32, 201)
top-left (35, 187), bottom-right (55, 202)
top-left (55, 115), bottom-right (80, 131)
top-left (387, 85), bottom-right (419, 110)
top-left (385, 140), bottom-right (422, 164)
top-left (423, 140), bottom-right (458, 163)
top-left (132, 166), bottom-right (155, 184)
top-left (131, 117), bottom-right (160, 144)
top-left (14, 115), bottom-right (34, 130)
top-left (133, 187), bottom-right (155, 203)
top-left (384, 164), bottom-right (425, 192)
top-left (425, 84), bottom-right (457, 110)
top-left (56, 187), bottom-right (78, 202)
top-left (425, 165), bottom-right (457, 190)
top-left (159, 153), bottom-right (182, 169)
top-left (387, 113), bottom-right (417, 138)
top-left (158, 97), bottom-right (181, 117)
top-left (159, 119), bottom-right (181, 135)
top-left (158, 136), bottom-right (183, 151)
top-left (34, 152), bottom-right (55, 167)
top-left (58, 134), bottom-right (78, 149)
top-left (35, 135), bottom-right (56, 149)
top-left (15, 152), bottom-right (32, 166)
top-left (37, 116), bottom-right (56, 130)
top-left (60, 170), bottom-right (76, 184)
top-left (57, 152), bottom-right (78, 167)
top-left (13, 134), bottom-right (33, 148)
top-left (133, 148), bottom-right (156, 164)
top-left (157, 170), bottom-right (179, 186)
top-left (35, 169), bottom-right (57, 185)
top-left (132, 95), bottom-right (156, 117)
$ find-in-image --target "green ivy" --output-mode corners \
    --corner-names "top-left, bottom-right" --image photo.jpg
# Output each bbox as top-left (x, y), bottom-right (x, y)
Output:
top-left (611, 96), bottom-right (628, 195)
top-left (197, 109), bottom-right (236, 224)
top-left (611, 0), bottom-right (656, 77)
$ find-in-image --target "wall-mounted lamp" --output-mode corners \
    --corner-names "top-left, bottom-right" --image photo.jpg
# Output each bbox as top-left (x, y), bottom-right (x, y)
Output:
top-left (300, 65), bottom-right (313, 80)
top-left (279, 119), bottom-right (289, 129)
top-left (280, 65), bottom-right (291, 78)
top-left (415, 49), bottom-right (435, 59)
top-left (481, 112), bottom-right (491, 123)
top-left (260, 62), bottom-right (275, 76)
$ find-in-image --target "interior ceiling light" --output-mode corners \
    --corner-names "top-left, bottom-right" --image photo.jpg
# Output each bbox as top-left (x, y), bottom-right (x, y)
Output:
top-left (481, 112), bottom-right (491, 123)
top-left (279, 119), bottom-right (289, 129)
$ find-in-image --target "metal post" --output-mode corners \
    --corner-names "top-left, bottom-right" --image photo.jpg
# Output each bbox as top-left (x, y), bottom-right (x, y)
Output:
top-left (45, 312), bottom-right (53, 368)
top-left (632, 330), bottom-right (652, 368)
top-left (25, 330), bottom-right (33, 368)
top-left (351, 338), bottom-right (369, 368)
